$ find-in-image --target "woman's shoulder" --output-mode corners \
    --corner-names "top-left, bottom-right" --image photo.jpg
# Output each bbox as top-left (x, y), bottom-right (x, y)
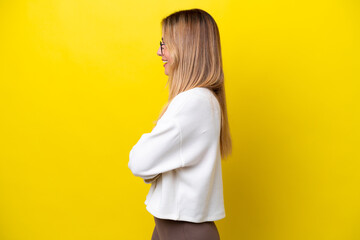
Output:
top-left (178, 87), bottom-right (214, 98)
top-left (172, 87), bottom-right (216, 105)
top-left (166, 87), bottom-right (220, 118)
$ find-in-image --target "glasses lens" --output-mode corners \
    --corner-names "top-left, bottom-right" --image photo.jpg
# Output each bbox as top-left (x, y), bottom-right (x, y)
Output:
top-left (160, 41), bottom-right (163, 55)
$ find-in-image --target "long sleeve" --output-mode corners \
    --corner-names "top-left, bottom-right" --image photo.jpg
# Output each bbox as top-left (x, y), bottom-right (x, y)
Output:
top-left (128, 116), bottom-right (183, 182)
top-left (128, 89), bottom-right (220, 184)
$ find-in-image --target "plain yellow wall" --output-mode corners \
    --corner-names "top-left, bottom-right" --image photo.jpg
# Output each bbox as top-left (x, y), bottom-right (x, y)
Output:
top-left (0, 0), bottom-right (359, 239)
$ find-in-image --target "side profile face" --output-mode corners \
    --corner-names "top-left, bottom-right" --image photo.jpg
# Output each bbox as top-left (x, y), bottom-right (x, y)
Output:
top-left (157, 37), bottom-right (172, 76)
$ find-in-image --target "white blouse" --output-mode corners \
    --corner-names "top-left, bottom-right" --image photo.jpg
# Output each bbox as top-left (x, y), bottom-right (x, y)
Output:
top-left (128, 87), bottom-right (225, 223)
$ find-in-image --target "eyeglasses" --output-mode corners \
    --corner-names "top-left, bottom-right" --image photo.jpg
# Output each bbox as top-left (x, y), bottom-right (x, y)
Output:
top-left (160, 40), bottom-right (165, 55)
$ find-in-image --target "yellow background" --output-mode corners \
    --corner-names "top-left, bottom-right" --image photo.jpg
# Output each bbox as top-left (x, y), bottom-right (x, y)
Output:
top-left (0, 0), bottom-right (359, 239)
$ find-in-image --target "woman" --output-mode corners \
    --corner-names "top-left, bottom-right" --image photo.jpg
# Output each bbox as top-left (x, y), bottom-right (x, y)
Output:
top-left (128, 8), bottom-right (232, 240)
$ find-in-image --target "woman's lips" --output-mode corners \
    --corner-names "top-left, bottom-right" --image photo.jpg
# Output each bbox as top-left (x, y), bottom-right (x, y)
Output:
top-left (163, 63), bottom-right (168, 67)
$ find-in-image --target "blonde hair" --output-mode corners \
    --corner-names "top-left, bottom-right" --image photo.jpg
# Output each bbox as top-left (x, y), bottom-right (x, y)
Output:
top-left (156, 8), bottom-right (232, 160)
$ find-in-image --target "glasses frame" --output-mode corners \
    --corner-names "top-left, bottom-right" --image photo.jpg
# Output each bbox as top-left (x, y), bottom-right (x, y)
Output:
top-left (160, 40), bottom-right (165, 55)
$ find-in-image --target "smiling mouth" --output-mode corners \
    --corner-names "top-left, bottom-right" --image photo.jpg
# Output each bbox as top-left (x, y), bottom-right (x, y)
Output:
top-left (163, 60), bottom-right (168, 67)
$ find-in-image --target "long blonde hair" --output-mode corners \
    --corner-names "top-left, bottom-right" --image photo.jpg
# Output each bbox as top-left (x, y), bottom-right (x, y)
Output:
top-left (156, 8), bottom-right (232, 160)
